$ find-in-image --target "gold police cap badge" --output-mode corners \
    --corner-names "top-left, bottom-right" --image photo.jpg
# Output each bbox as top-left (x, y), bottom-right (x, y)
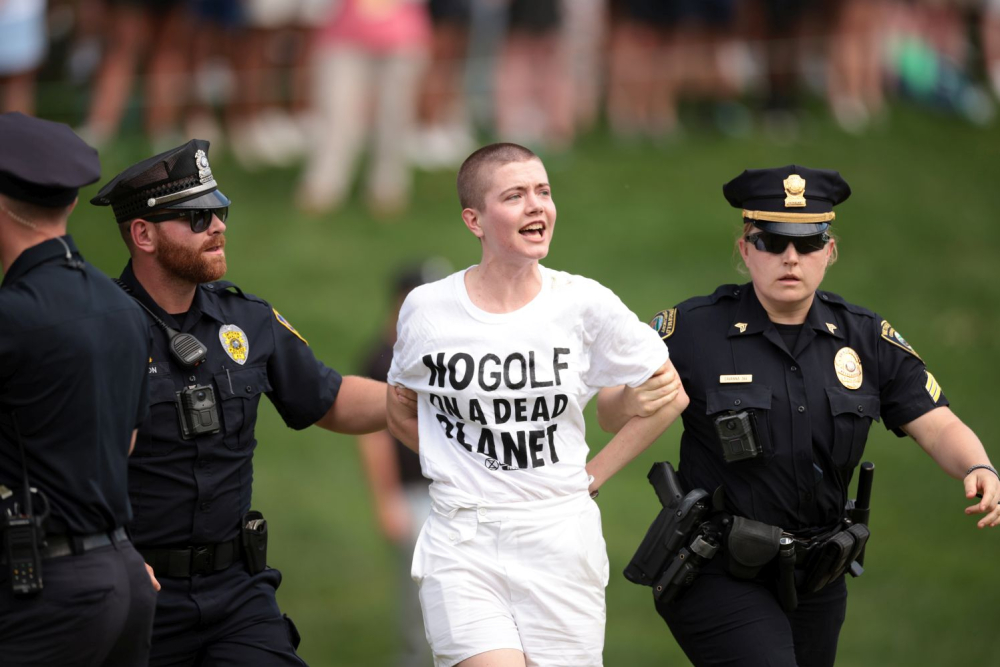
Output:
top-left (834, 347), bottom-right (863, 390)
top-left (219, 324), bottom-right (249, 365)
top-left (784, 174), bottom-right (806, 208)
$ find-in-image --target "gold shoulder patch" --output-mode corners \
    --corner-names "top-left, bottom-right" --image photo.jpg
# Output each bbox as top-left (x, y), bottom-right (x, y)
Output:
top-left (880, 320), bottom-right (920, 360)
top-left (649, 309), bottom-right (677, 340)
top-left (274, 308), bottom-right (309, 346)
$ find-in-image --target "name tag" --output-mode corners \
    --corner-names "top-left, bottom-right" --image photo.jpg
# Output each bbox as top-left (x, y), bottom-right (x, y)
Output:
top-left (719, 375), bottom-right (753, 384)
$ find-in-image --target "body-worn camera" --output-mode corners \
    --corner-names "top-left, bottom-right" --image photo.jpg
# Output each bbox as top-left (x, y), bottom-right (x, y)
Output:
top-left (176, 384), bottom-right (221, 440)
top-left (714, 410), bottom-right (762, 463)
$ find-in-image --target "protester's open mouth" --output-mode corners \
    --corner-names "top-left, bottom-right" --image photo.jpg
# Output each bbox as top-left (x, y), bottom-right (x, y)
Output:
top-left (519, 221), bottom-right (546, 238)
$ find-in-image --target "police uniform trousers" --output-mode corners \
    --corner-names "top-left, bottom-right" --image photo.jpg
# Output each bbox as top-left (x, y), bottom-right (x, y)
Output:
top-left (150, 561), bottom-right (305, 667)
top-left (655, 558), bottom-right (847, 667)
top-left (0, 540), bottom-right (156, 667)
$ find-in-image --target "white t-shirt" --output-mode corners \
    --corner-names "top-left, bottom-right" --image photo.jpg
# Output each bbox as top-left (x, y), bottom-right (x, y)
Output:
top-left (388, 265), bottom-right (670, 509)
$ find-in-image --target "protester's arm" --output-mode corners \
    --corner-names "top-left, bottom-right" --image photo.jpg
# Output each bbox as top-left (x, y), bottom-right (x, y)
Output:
top-left (597, 360), bottom-right (681, 434)
top-left (357, 429), bottom-right (411, 543)
top-left (387, 384), bottom-right (419, 453)
top-left (315, 376), bottom-right (388, 434)
top-left (587, 382), bottom-right (689, 494)
top-left (901, 406), bottom-right (1000, 528)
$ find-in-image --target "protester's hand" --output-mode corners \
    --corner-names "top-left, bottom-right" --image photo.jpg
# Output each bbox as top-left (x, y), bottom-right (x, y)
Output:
top-left (394, 386), bottom-right (418, 416)
top-left (623, 361), bottom-right (681, 418)
top-left (964, 468), bottom-right (1000, 528)
top-left (145, 562), bottom-right (161, 591)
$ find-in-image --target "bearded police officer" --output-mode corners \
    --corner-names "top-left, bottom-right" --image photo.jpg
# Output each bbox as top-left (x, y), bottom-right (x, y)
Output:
top-left (0, 112), bottom-right (157, 666)
top-left (91, 139), bottom-right (388, 666)
top-left (600, 165), bottom-right (1000, 667)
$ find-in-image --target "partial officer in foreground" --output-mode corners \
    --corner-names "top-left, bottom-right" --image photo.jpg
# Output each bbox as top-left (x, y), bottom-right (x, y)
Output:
top-left (600, 165), bottom-right (1000, 667)
top-left (0, 112), bottom-right (157, 666)
top-left (91, 139), bottom-right (388, 666)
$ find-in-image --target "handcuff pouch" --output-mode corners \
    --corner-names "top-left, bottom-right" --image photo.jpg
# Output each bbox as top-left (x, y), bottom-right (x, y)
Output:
top-left (726, 516), bottom-right (781, 579)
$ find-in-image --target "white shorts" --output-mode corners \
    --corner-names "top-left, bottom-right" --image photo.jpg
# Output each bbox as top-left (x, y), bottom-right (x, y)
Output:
top-left (412, 491), bottom-right (609, 667)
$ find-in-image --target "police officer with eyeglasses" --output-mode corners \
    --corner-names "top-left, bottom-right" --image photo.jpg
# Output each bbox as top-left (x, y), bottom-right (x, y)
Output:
top-left (0, 112), bottom-right (157, 666)
top-left (599, 165), bottom-right (1000, 667)
top-left (91, 139), bottom-right (389, 666)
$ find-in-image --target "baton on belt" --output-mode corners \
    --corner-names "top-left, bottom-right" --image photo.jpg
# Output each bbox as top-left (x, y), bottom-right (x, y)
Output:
top-left (852, 461), bottom-right (874, 567)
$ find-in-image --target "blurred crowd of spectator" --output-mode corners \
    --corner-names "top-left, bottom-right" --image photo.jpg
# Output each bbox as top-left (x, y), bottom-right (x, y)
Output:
top-left (2, 0), bottom-right (999, 218)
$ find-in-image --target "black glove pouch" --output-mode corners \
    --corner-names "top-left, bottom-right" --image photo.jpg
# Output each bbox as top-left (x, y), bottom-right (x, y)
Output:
top-left (242, 511), bottom-right (268, 575)
top-left (726, 516), bottom-right (781, 579)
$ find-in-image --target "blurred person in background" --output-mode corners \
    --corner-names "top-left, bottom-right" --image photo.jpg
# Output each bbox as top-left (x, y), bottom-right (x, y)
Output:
top-left (985, 0), bottom-right (1000, 98)
top-left (296, 0), bottom-right (431, 218)
top-left (883, 0), bottom-right (995, 124)
top-left (0, 0), bottom-right (47, 114)
top-left (356, 263), bottom-right (450, 667)
top-left (753, 0), bottom-right (825, 134)
top-left (560, 0), bottom-right (606, 135)
top-left (495, 0), bottom-right (574, 150)
top-left (669, 0), bottom-right (747, 135)
top-left (603, 165), bottom-right (1000, 667)
top-left (606, 0), bottom-right (675, 141)
top-left (410, 0), bottom-right (475, 171)
top-left (826, 0), bottom-right (888, 134)
top-left (232, 0), bottom-right (331, 169)
top-left (182, 0), bottom-right (245, 150)
top-left (82, 0), bottom-right (189, 148)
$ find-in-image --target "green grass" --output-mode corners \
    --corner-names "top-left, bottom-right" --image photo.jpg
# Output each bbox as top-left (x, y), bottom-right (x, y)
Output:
top-left (64, 106), bottom-right (1000, 666)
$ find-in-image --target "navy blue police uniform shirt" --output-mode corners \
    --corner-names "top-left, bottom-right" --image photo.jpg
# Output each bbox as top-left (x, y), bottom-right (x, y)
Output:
top-left (654, 283), bottom-right (947, 535)
top-left (119, 262), bottom-right (343, 547)
top-left (0, 237), bottom-right (149, 535)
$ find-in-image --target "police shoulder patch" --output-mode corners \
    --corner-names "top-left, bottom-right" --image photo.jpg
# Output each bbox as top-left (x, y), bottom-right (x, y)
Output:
top-left (649, 308), bottom-right (677, 340)
top-left (880, 320), bottom-right (921, 360)
top-left (274, 308), bottom-right (309, 346)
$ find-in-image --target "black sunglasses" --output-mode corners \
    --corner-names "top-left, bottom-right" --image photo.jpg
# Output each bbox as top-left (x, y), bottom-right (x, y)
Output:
top-left (745, 231), bottom-right (830, 255)
top-left (143, 207), bottom-right (229, 233)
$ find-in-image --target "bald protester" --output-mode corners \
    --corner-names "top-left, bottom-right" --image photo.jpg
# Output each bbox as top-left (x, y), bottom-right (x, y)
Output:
top-left (386, 142), bottom-right (687, 667)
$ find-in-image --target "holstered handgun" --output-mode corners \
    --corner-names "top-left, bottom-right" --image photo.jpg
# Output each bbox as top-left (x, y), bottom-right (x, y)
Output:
top-left (624, 462), bottom-right (719, 602)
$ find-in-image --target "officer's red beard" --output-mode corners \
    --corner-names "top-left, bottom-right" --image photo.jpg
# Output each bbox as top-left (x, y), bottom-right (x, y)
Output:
top-left (157, 233), bottom-right (227, 284)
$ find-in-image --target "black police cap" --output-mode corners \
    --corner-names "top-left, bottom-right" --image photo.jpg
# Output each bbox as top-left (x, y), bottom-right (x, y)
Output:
top-left (90, 139), bottom-right (230, 223)
top-left (0, 112), bottom-right (101, 208)
top-left (723, 165), bottom-right (851, 236)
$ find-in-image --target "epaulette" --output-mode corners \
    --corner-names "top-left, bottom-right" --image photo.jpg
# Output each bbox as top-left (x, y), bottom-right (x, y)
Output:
top-left (204, 280), bottom-right (244, 297)
top-left (814, 290), bottom-right (877, 320)
top-left (680, 284), bottom-right (742, 312)
top-left (203, 281), bottom-right (270, 307)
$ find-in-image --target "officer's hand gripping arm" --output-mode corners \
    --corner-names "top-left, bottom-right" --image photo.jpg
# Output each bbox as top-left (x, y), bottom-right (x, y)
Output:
top-left (587, 380), bottom-right (689, 493)
top-left (596, 360), bottom-right (682, 434)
